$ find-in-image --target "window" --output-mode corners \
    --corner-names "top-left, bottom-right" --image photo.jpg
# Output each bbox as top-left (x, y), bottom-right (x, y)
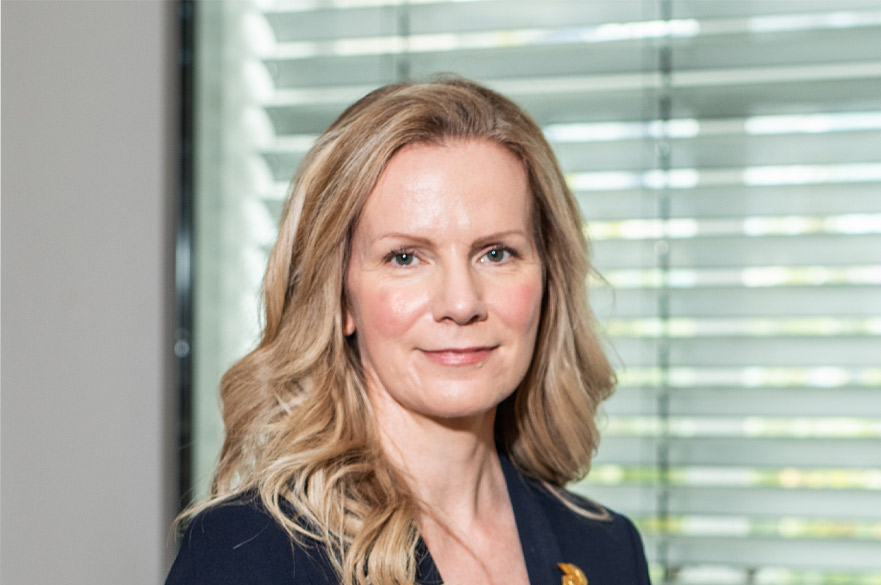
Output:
top-left (187, 1), bottom-right (881, 581)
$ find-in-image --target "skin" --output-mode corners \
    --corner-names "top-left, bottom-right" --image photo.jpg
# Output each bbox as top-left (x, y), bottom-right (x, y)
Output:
top-left (345, 139), bottom-right (542, 585)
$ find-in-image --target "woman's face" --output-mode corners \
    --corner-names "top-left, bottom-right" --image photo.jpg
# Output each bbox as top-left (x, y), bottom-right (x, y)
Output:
top-left (345, 139), bottom-right (544, 424)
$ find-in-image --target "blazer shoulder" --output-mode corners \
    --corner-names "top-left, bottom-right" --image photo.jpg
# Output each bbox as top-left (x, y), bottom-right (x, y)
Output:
top-left (166, 497), bottom-right (335, 585)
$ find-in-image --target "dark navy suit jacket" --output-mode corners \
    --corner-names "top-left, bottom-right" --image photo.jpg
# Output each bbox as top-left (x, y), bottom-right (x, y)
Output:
top-left (167, 455), bottom-right (651, 584)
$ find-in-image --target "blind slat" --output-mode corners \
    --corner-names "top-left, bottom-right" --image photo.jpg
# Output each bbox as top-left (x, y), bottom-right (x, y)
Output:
top-left (604, 386), bottom-right (881, 418)
top-left (595, 437), bottom-right (881, 468)
top-left (575, 485), bottom-right (881, 521)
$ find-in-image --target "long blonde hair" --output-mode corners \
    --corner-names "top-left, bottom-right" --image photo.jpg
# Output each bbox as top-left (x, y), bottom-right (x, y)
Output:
top-left (183, 76), bottom-right (616, 585)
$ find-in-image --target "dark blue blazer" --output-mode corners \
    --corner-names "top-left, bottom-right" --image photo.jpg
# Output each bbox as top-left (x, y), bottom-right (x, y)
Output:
top-left (167, 455), bottom-right (651, 584)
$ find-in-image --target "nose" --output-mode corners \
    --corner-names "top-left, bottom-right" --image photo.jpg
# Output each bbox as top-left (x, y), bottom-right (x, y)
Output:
top-left (431, 262), bottom-right (487, 325)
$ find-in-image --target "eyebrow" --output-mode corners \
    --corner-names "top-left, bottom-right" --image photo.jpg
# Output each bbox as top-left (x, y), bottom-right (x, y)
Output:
top-left (374, 229), bottom-right (531, 248)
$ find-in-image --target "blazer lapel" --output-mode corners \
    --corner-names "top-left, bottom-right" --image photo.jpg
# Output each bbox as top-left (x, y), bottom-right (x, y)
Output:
top-left (499, 452), bottom-right (564, 585)
top-left (416, 537), bottom-right (444, 585)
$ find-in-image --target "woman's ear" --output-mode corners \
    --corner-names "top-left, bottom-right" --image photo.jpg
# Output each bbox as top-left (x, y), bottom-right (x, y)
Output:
top-left (343, 302), bottom-right (356, 336)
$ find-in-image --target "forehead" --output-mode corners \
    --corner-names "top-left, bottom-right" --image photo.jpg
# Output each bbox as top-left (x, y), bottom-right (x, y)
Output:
top-left (354, 139), bottom-right (533, 241)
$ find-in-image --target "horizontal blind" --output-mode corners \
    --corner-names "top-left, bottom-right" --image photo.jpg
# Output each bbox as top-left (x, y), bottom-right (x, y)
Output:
top-left (193, 1), bottom-right (881, 582)
top-left (565, 1), bottom-right (881, 582)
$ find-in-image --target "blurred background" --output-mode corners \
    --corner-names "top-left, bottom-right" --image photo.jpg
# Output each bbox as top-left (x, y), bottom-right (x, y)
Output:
top-left (2, 1), bottom-right (879, 584)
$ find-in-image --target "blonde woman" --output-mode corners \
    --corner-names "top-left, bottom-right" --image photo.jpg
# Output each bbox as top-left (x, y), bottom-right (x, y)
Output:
top-left (166, 77), bottom-right (650, 585)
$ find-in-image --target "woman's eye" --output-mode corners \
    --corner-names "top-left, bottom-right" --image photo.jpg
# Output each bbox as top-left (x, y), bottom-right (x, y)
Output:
top-left (390, 251), bottom-right (417, 266)
top-left (481, 247), bottom-right (512, 263)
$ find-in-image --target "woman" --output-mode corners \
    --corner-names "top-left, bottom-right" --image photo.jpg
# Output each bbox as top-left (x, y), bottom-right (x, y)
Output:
top-left (167, 77), bottom-right (650, 585)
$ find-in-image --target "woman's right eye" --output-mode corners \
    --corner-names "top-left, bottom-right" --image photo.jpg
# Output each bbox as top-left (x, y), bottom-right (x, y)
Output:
top-left (393, 252), bottom-right (413, 266)
top-left (388, 250), bottom-right (418, 266)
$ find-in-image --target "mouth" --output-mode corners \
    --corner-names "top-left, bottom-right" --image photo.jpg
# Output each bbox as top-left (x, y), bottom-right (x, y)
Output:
top-left (419, 346), bottom-right (497, 366)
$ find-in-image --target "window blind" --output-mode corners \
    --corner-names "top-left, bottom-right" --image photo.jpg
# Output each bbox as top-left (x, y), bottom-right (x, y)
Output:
top-left (191, 1), bottom-right (881, 582)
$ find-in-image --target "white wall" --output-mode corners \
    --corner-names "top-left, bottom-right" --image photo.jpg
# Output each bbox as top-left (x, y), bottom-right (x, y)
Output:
top-left (1, 1), bottom-right (178, 582)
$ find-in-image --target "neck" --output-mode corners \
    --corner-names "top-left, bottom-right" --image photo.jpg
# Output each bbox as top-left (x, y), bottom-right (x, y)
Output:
top-left (371, 396), bottom-right (507, 529)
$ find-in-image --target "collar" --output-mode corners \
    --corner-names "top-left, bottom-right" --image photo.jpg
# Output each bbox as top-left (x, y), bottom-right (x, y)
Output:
top-left (416, 452), bottom-right (564, 585)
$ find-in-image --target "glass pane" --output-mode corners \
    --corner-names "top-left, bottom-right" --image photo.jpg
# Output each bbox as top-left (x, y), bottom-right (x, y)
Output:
top-left (191, 1), bottom-right (881, 580)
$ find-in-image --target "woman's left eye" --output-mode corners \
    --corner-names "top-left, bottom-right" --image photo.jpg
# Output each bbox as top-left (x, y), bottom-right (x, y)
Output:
top-left (480, 247), bottom-right (512, 263)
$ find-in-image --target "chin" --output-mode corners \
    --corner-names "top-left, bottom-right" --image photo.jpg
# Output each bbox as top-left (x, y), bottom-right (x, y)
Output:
top-left (414, 385), bottom-right (514, 423)
top-left (425, 408), bottom-right (498, 427)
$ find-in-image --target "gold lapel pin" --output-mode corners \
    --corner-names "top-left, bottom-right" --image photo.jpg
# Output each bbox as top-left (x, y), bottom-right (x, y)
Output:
top-left (558, 562), bottom-right (587, 585)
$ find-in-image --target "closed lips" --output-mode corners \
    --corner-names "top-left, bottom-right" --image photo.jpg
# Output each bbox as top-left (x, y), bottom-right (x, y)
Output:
top-left (419, 347), bottom-right (497, 365)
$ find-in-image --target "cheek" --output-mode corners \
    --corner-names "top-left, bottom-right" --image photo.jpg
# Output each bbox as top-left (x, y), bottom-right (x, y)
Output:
top-left (357, 281), bottom-right (427, 341)
top-left (495, 278), bottom-right (544, 332)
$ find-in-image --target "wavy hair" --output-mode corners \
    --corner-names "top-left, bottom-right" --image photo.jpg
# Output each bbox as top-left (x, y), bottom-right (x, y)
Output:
top-left (181, 76), bottom-right (616, 585)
